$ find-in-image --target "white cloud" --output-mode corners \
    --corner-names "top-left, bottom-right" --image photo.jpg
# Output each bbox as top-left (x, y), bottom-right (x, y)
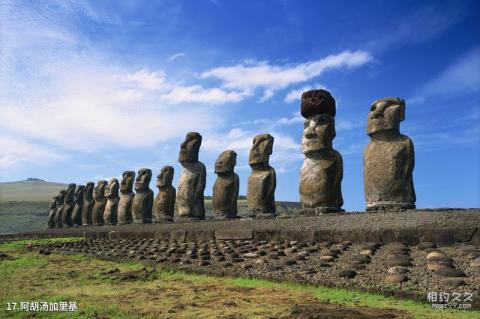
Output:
top-left (0, 136), bottom-right (67, 170)
top-left (167, 52), bottom-right (186, 62)
top-left (122, 69), bottom-right (169, 90)
top-left (201, 50), bottom-right (372, 96)
top-left (284, 84), bottom-right (327, 103)
top-left (159, 85), bottom-right (250, 104)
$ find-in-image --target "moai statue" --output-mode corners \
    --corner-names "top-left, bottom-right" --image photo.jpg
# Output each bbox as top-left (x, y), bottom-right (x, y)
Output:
top-left (71, 185), bottom-right (85, 226)
top-left (132, 168), bottom-right (154, 224)
top-left (299, 89), bottom-right (343, 214)
top-left (61, 183), bottom-right (76, 227)
top-left (177, 132), bottom-right (206, 220)
top-left (153, 166), bottom-right (176, 223)
top-left (54, 190), bottom-right (66, 228)
top-left (213, 150), bottom-right (239, 219)
top-left (92, 180), bottom-right (107, 225)
top-left (364, 97), bottom-right (416, 211)
top-left (117, 171), bottom-right (135, 224)
top-left (104, 178), bottom-right (119, 225)
top-left (247, 134), bottom-right (276, 218)
top-left (81, 182), bottom-right (95, 226)
top-left (47, 194), bottom-right (58, 229)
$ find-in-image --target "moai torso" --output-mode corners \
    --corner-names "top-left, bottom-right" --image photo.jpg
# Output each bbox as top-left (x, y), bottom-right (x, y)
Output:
top-left (104, 178), bottom-right (119, 225)
top-left (71, 185), bottom-right (84, 226)
top-left (247, 134), bottom-right (276, 217)
top-left (132, 168), bottom-right (153, 224)
top-left (92, 180), bottom-right (107, 225)
top-left (212, 150), bottom-right (239, 219)
top-left (177, 132), bottom-right (206, 220)
top-left (300, 150), bottom-right (343, 209)
top-left (364, 97), bottom-right (416, 211)
top-left (54, 191), bottom-right (65, 228)
top-left (48, 196), bottom-right (57, 229)
top-left (117, 171), bottom-right (135, 224)
top-left (298, 90), bottom-right (343, 213)
top-left (61, 183), bottom-right (76, 227)
top-left (154, 166), bottom-right (176, 223)
top-left (81, 182), bottom-right (94, 226)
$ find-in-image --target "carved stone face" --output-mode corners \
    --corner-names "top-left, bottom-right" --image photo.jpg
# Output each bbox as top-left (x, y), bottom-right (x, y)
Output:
top-left (93, 180), bottom-right (107, 199)
top-left (301, 114), bottom-right (335, 154)
top-left (84, 182), bottom-right (94, 199)
top-left (249, 134), bottom-right (274, 167)
top-left (65, 183), bottom-right (76, 203)
top-left (105, 178), bottom-right (119, 198)
top-left (120, 171), bottom-right (135, 194)
top-left (179, 132), bottom-right (202, 163)
top-left (367, 97), bottom-right (405, 136)
top-left (215, 150), bottom-right (237, 174)
top-left (56, 190), bottom-right (66, 205)
top-left (74, 185), bottom-right (85, 202)
top-left (157, 166), bottom-right (174, 188)
top-left (135, 168), bottom-right (152, 191)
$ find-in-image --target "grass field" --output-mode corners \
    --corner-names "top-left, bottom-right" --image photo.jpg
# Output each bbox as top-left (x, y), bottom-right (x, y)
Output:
top-left (1, 238), bottom-right (479, 318)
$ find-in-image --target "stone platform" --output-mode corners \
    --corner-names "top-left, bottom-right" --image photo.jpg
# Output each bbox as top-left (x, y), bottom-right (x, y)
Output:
top-left (2, 209), bottom-right (479, 246)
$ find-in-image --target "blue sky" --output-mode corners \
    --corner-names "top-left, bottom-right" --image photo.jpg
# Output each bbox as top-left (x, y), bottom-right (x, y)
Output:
top-left (0, 0), bottom-right (479, 210)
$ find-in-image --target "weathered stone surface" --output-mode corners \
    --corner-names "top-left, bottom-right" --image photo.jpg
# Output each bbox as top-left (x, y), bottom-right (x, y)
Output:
top-left (81, 182), bottom-right (94, 226)
top-left (132, 168), bottom-right (154, 224)
top-left (364, 97), bottom-right (415, 211)
top-left (177, 132), bottom-right (206, 220)
top-left (215, 230), bottom-right (253, 240)
top-left (47, 194), bottom-right (58, 229)
top-left (92, 180), bottom-right (107, 226)
top-left (117, 171), bottom-right (135, 225)
top-left (247, 134), bottom-right (276, 217)
top-left (154, 166), bottom-right (176, 223)
top-left (385, 274), bottom-right (407, 284)
top-left (71, 185), bottom-right (84, 226)
top-left (104, 178), bottom-right (119, 225)
top-left (61, 183), bottom-right (76, 227)
top-left (212, 150), bottom-right (239, 219)
top-left (300, 90), bottom-right (343, 213)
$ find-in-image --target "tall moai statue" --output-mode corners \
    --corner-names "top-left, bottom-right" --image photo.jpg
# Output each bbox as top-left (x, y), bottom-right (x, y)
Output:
top-left (364, 97), bottom-right (416, 211)
top-left (247, 134), bottom-right (276, 218)
top-left (132, 168), bottom-right (154, 224)
top-left (177, 132), bottom-right (206, 220)
top-left (154, 166), bottom-right (176, 223)
top-left (117, 171), bottom-right (135, 224)
top-left (71, 185), bottom-right (85, 226)
top-left (54, 190), bottom-right (66, 228)
top-left (61, 183), bottom-right (76, 227)
top-left (92, 180), bottom-right (107, 225)
top-left (104, 178), bottom-right (119, 225)
top-left (299, 89), bottom-right (343, 214)
top-left (47, 194), bottom-right (59, 229)
top-left (213, 150), bottom-right (239, 219)
top-left (81, 182), bottom-right (94, 226)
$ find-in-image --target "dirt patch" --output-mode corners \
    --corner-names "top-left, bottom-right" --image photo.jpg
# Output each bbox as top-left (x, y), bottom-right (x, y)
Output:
top-left (281, 303), bottom-right (408, 319)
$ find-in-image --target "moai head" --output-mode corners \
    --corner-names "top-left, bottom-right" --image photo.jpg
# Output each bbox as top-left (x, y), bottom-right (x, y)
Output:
top-left (179, 132), bottom-right (202, 164)
top-left (50, 195), bottom-right (58, 209)
top-left (120, 171), bottom-right (135, 194)
top-left (135, 168), bottom-right (152, 192)
top-left (56, 190), bottom-right (66, 204)
top-left (64, 183), bottom-right (76, 204)
top-left (157, 166), bottom-right (174, 189)
top-left (93, 180), bottom-right (107, 199)
top-left (249, 134), bottom-right (274, 168)
top-left (367, 97), bottom-right (405, 136)
top-left (84, 182), bottom-right (94, 199)
top-left (74, 185), bottom-right (85, 203)
top-left (105, 178), bottom-right (119, 199)
top-left (215, 150), bottom-right (237, 174)
top-left (301, 89), bottom-right (336, 154)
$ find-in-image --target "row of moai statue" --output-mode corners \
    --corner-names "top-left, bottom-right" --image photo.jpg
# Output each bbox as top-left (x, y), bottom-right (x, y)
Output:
top-left (48, 89), bottom-right (415, 228)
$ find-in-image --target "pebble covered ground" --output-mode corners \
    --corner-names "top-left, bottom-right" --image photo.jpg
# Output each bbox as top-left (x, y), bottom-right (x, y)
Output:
top-left (37, 238), bottom-right (480, 308)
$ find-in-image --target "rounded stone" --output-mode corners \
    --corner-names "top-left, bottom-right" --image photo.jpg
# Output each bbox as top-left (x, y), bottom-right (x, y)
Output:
top-left (445, 278), bottom-right (465, 288)
top-left (319, 255), bottom-right (334, 262)
top-left (426, 251), bottom-right (446, 261)
top-left (360, 249), bottom-right (374, 257)
top-left (433, 268), bottom-right (465, 278)
top-left (385, 255), bottom-right (411, 267)
top-left (385, 274), bottom-right (407, 284)
top-left (470, 257), bottom-right (480, 268)
top-left (339, 270), bottom-right (357, 279)
top-left (417, 242), bottom-right (436, 250)
top-left (255, 258), bottom-right (267, 265)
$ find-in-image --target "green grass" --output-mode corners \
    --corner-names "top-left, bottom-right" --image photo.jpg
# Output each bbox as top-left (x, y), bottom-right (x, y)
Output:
top-left (0, 237), bottom-right (84, 251)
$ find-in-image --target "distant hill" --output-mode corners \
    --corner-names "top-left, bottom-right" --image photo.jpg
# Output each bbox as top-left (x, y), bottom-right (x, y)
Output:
top-left (0, 179), bottom-right (68, 202)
